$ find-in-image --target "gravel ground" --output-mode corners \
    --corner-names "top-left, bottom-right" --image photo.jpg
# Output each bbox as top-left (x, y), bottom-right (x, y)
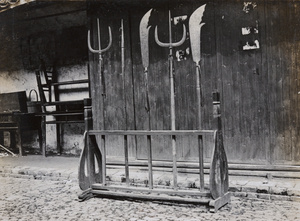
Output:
top-left (0, 176), bottom-right (300, 221)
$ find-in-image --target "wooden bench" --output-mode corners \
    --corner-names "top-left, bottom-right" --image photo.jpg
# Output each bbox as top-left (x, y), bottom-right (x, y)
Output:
top-left (0, 91), bottom-right (42, 156)
top-left (35, 64), bottom-right (89, 156)
top-left (78, 96), bottom-right (230, 212)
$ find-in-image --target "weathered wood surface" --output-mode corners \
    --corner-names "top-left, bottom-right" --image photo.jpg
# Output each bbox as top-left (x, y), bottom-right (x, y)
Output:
top-left (78, 133), bottom-right (103, 190)
top-left (92, 189), bottom-right (211, 204)
top-left (78, 100), bottom-right (102, 190)
top-left (87, 1), bottom-right (300, 165)
top-left (92, 184), bottom-right (211, 197)
top-left (209, 192), bottom-right (231, 213)
top-left (88, 5), bottom-right (136, 159)
top-left (79, 94), bottom-right (229, 211)
top-left (209, 129), bottom-right (229, 199)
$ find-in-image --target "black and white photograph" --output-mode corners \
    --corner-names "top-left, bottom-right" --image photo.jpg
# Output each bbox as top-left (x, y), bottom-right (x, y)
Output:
top-left (0, 0), bottom-right (299, 220)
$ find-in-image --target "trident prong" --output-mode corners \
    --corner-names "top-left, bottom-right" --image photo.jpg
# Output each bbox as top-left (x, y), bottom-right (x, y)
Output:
top-left (87, 18), bottom-right (112, 56)
top-left (154, 10), bottom-right (186, 48)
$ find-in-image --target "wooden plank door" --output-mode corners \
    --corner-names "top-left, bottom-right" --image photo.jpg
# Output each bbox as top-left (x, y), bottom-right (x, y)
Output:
top-left (130, 1), bottom-right (215, 161)
top-left (88, 4), bottom-right (136, 158)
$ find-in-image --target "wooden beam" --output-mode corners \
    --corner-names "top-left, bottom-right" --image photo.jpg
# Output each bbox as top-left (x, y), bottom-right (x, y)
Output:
top-left (92, 184), bottom-right (211, 197)
top-left (106, 159), bottom-right (300, 172)
top-left (89, 130), bottom-right (216, 136)
top-left (91, 189), bottom-right (211, 205)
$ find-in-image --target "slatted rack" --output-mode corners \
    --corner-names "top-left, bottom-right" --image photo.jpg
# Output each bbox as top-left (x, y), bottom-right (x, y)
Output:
top-left (78, 98), bottom-right (230, 212)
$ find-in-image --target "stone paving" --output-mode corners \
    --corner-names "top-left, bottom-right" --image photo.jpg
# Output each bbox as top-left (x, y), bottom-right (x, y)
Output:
top-left (0, 176), bottom-right (300, 221)
top-left (1, 155), bottom-right (300, 201)
top-left (1, 155), bottom-right (300, 220)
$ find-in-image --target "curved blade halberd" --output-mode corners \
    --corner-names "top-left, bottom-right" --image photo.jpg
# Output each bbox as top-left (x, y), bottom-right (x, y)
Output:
top-left (139, 9), bottom-right (153, 70)
top-left (189, 4), bottom-right (206, 64)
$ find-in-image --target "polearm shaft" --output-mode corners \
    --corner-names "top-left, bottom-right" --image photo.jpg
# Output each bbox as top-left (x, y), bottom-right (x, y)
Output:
top-left (189, 4), bottom-right (206, 191)
top-left (139, 9), bottom-right (153, 189)
top-left (168, 10), bottom-right (176, 132)
top-left (168, 11), bottom-right (177, 190)
top-left (121, 19), bottom-right (129, 186)
top-left (121, 19), bottom-right (127, 127)
top-left (155, 10), bottom-right (186, 190)
top-left (97, 19), bottom-right (106, 130)
top-left (196, 63), bottom-right (202, 129)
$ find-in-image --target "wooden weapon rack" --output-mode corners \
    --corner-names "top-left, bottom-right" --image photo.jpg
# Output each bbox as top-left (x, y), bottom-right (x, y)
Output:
top-left (78, 93), bottom-right (230, 213)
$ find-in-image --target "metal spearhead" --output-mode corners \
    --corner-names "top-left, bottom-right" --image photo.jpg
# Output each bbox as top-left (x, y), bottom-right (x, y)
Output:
top-left (139, 9), bottom-right (153, 70)
top-left (154, 10), bottom-right (187, 49)
top-left (87, 18), bottom-right (112, 56)
top-left (189, 4), bottom-right (206, 64)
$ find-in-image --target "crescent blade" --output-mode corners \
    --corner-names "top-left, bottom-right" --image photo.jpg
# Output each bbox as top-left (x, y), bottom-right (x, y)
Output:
top-left (189, 4), bottom-right (206, 63)
top-left (139, 9), bottom-right (153, 69)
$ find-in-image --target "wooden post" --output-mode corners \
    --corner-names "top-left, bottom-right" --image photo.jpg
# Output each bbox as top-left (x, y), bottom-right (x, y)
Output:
top-left (124, 135), bottom-right (129, 186)
top-left (210, 92), bottom-right (229, 199)
top-left (167, 10), bottom-right (178, 190)
top-left (56, 123), bottom-right (61, 155)
top-left (147, 135), bottom-right (153, 189)
top-left (101, 134), bottom-right (106, 185)
top-left (79, 99), bottom-right (103, 191)
top-left (84, 98), bottom-right (93, 132)
top-left (15, 121), bottom-right (23, 156)
top-left (79, 98), bottom-right (93, 190)
top-left (84, 98), bottom-right (96, 185)
top-left (198, 135), bottom-right (204, 191)
top-left (41, 115), bottom-right (46, 157)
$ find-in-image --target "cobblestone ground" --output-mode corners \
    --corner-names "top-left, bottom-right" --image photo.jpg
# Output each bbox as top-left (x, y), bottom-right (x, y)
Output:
top-left (0, 176), bottom-right (300, 221)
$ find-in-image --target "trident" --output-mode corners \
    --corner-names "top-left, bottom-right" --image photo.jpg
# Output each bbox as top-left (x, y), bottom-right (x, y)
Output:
top-left (87, 18), bottom-right (112, 98)
top-left (87, 18), bottom-right (112, 129)
top-left (154, 10), bottom-right (186, 189)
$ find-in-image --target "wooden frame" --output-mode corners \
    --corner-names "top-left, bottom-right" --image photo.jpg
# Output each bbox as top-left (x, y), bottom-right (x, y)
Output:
top-left (35, 64), bottom-right (89, 156)
top-left (78, 98), bottom-right (230, 212)
top-left (0, 91), bottom-right (42, 156)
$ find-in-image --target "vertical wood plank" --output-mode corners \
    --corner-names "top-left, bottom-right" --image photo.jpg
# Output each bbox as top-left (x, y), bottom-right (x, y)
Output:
top-left (147, 135), bottom-right (153, 189)
top-left (172, 135), bottom-right (178, 190)
top-left (265, 1), bottom-right (286, 164)
top-left (259, 0), bottom-right (271, 164)
top-left (198, 135), bottom-right (204, 191)
top-left (292, 2), bottom-right (300, 163)
top-left (281, 1), bottom-right (292, 163)
top-left (101, 134), bottom-right (106, 185)
top-left (124, 135), bottom-right (129, 186)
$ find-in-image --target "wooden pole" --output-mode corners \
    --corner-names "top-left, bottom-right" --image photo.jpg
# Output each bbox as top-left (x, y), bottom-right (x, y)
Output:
top-left (101, 134), bottom-right (106, 186)
top-left (147, 135), bottom-right (153, 189)
top-left (198, 135), bottom-right (204, 191)
top-left (154, 10), bottom-right (186, 191)
top-left (121, 19), bottom-right (127, 128)
top-left (168, 10), bottom-right (177, 190)
top-left (196, 64), bottom-right (202, 129)
top-left (124, 135), bottom-right (129, 186)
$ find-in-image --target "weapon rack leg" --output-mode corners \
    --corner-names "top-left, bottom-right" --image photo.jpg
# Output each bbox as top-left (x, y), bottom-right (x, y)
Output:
top-left (209, 192), bottom-right (231, 213)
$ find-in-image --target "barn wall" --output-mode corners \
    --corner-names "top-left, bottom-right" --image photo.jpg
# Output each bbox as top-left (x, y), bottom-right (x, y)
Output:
top-left (88, 0), bottom-right (300, 166)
